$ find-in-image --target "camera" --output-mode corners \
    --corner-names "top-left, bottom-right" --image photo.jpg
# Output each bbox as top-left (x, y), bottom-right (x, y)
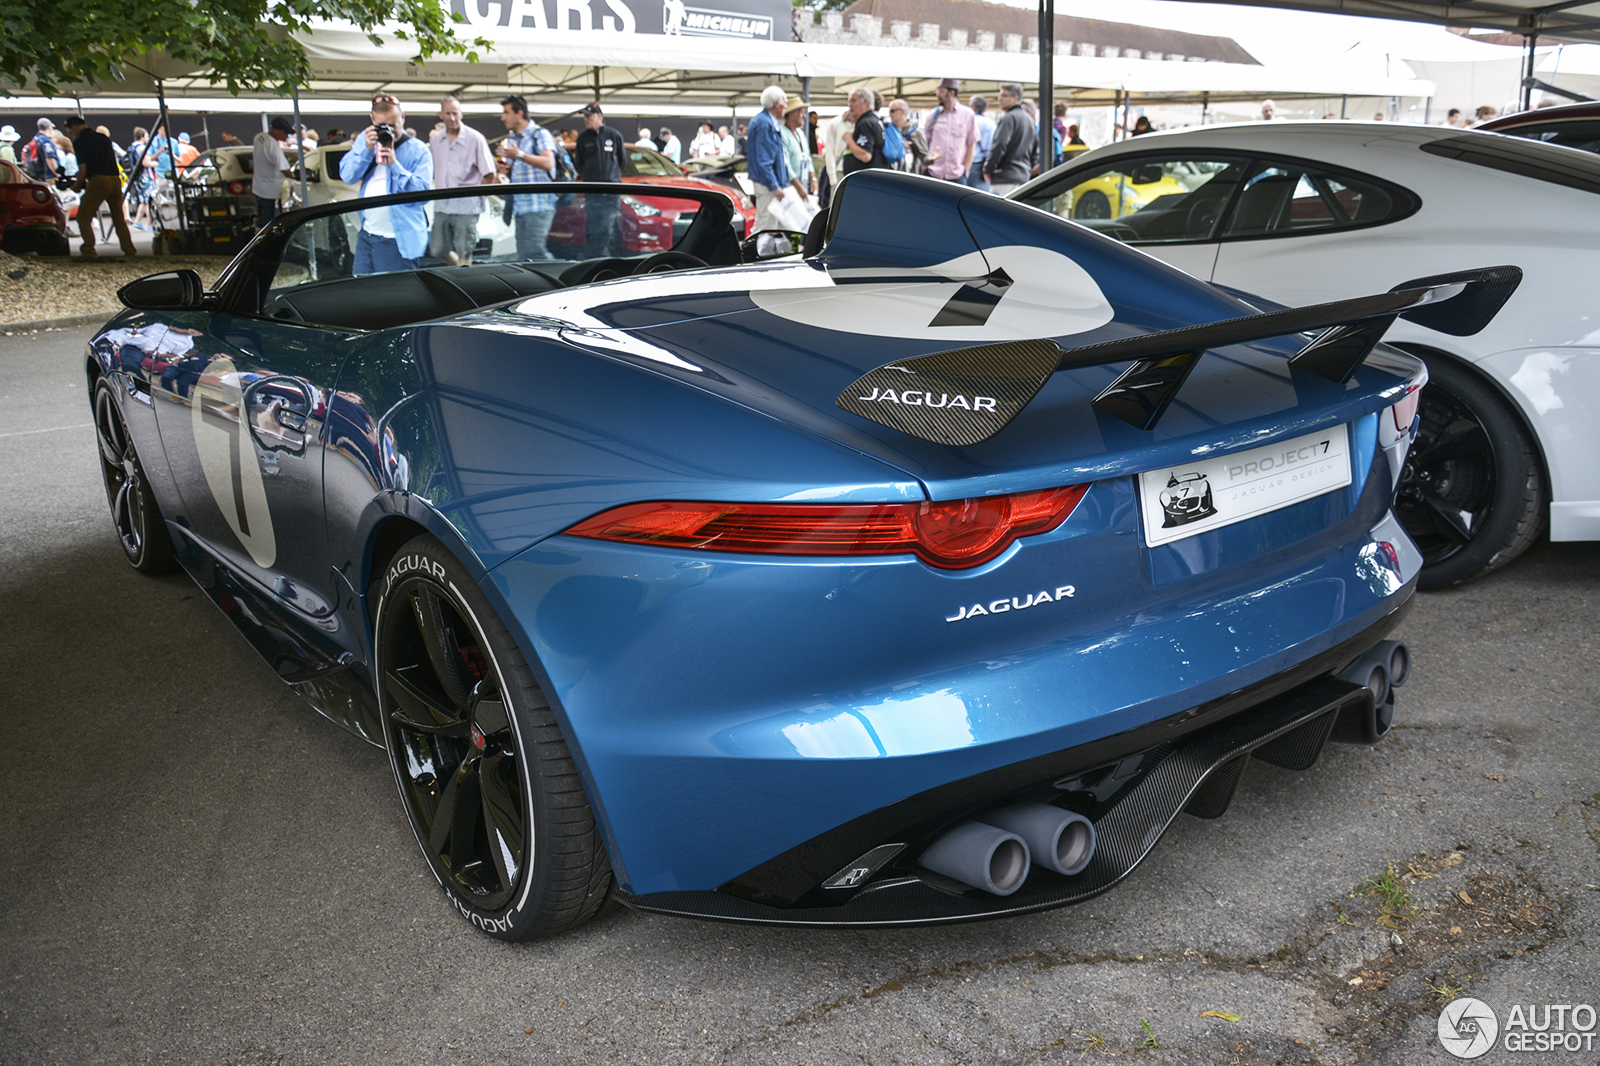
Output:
top-left (375, 123), bottom-right (395, 148)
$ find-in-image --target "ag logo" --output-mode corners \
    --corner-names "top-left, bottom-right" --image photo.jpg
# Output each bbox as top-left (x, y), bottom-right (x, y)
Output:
top-left (192, 357), bottom-right (277, 568)
top-left (1438, 997), bottom-right (1498, 1059)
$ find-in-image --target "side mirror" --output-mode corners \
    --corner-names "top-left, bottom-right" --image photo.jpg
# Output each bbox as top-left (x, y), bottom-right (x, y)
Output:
top-left (1131, 164), bottom-right (1165, 185)
top-left (118, 270), bottom-right (205, 311)
top-left (740, 229), bottom-right (805, 262)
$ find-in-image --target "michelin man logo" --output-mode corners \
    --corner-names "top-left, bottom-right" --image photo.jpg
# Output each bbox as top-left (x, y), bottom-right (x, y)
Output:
top-left (1437, 998), bottom-right (1498, 1059)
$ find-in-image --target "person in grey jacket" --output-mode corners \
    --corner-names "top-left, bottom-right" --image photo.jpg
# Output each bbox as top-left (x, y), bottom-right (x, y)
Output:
top-left (983, 84), bottom-right (1037, 196)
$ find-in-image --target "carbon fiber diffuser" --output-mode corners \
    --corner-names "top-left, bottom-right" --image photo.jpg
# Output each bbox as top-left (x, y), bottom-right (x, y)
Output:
top-left (835, 339), bottom-right (1063, 446)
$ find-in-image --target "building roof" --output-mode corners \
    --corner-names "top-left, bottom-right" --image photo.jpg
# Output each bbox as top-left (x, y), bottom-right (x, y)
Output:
top-left (835, 0), bottom-right (1260, 63)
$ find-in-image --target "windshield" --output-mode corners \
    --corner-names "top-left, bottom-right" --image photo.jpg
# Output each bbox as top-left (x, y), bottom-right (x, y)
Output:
top-left (258, 184), bottom-right (719, 328)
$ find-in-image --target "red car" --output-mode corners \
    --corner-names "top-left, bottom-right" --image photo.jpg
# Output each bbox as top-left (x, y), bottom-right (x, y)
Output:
top-left (0, 158), bottom-right (69, 256)
top-left (618, 143), bottom-right (755, 235)
top-left (1476, 101), bottom-right (1600, 154)
top-left (491, 138), bottom-right (755, 254)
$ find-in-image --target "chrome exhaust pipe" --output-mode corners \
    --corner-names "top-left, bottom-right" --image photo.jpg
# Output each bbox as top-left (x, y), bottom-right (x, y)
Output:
top-left (1372, 639), bottom-right (1410, 687)
top-left (980, 802), bottom-right (1096, 876)
top-left (918, 821), bottom-right (1031, 896)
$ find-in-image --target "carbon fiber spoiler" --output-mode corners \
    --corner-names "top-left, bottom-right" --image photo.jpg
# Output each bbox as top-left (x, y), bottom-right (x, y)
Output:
top-left (836, 266), bottom-right (1521, 446)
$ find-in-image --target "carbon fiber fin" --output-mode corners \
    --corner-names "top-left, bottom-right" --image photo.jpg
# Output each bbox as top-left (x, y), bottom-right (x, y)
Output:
top-left (835, 340), bottom-right (1062, 447)
top-left (836, 266), bottom-right (1518, 445)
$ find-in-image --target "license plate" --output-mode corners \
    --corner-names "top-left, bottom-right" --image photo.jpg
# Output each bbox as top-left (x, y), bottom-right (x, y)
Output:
top-left (1137, 425), bottom-right (1352, 547)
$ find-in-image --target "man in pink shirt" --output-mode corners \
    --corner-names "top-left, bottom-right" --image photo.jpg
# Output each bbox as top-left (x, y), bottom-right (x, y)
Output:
top-left (921, 78), bottom-right (977, 183)
top-left (428, 95), bottom-right (497, 265)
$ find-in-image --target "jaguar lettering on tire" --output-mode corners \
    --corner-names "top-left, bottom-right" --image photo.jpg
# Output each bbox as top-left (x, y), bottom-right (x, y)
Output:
top-left (374, 533), bottom-right (613, 940)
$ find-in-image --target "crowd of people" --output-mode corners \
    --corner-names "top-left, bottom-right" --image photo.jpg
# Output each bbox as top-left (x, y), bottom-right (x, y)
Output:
top-left (3, 85), bottom-right (1559, 263)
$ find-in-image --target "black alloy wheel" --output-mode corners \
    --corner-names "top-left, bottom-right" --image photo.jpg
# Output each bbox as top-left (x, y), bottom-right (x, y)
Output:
top-left (1073, 190), bottom-right (1111, 220)
top-left (375, 533), bottom-right (612, 939)
top-left (1394, 353), bottom-right (1546, 589)
top-left (93, 379), bottom-right (178, 574)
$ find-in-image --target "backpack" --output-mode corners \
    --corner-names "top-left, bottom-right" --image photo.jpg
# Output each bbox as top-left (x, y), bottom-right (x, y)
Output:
top-left (553, 142), bottom-right (577, 182)
top-left (882, 122), bottom-right (906, 165)
top-left (20, 136), bottom-right (44, 179)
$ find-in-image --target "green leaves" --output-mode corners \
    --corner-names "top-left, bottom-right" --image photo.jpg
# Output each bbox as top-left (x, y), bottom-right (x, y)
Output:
top-left (0, 0), bottom-right (490, 96)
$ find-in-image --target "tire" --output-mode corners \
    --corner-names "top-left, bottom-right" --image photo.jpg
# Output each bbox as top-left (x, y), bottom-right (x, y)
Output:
top-left (1073, 190), bottom-right (1111, 220)
top-left (1395, 353), bottom-right (1547, 589)
top-left (373, 534), bottom-right (613, 940)
top-left (93, 379), bottom-right (179, 574)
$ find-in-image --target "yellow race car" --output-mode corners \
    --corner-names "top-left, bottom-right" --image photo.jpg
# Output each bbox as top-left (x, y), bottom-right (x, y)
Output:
top-left (1063, 161), bottom-right (1188, 220)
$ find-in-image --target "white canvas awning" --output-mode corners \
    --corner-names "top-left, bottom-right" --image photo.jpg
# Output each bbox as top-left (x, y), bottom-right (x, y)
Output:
top-left (0, 13), bottom-right (1432, 116)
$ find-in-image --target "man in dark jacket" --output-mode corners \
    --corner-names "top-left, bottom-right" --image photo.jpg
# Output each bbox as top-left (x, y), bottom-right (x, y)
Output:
top-left (983, 84), bottom-right (1036, 196)
top-left (840, 88), bottom-right (887, 176)
top-left (65, 116), bottom-right (136, 258)
top-left (574, 102), bottom-right (625, 256)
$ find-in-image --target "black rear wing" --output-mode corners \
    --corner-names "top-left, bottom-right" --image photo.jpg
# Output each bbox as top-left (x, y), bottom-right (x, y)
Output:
top-left (836, 266), bottom-right (1520, 446)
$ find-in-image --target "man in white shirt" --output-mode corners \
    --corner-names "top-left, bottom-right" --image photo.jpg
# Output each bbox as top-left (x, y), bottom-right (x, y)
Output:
top-left (428, 95), bottom-right (497, 265)
top-left (689, 122), bottom-right (718, 158)
top-left (716, 125), bottom-right (736, 156)
top-left (659, 127), bottom-right (682, 164)
top-left (636, 128), bottom-right (657, 151)
top-left (251, 117), bottom-right (293, 226)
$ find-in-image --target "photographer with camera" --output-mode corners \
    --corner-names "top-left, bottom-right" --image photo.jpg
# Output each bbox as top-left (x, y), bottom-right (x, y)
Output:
top-left (339, 93), bottom-right (434, 274)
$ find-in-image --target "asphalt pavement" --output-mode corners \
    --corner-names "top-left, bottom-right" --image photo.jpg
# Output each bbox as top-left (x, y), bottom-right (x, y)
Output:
top-left (2, 327), bottom-right (1595, 1066)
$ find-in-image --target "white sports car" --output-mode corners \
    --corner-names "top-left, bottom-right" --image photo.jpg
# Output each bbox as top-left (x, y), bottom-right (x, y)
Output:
top-left (1013, 122), bottom-right (1600, 586)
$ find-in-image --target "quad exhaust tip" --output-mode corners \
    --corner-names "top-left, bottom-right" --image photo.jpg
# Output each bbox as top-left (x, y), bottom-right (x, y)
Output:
top-left (920, 802), bottom-right (1098, 896)
top-left (981, 802), bottom-right (1097, 877)
top-left (919, 821), bottom-right (1031, 896)
top-left (1333, 640), bottom-right (1409, 745)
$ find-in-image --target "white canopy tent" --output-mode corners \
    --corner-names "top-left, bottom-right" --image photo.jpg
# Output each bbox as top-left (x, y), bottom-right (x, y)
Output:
top-left (1, 16), bottom-right (1432, 117)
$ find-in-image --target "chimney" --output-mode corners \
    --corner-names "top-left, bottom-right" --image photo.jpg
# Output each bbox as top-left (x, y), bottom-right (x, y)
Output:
top-left (1003, 33), bottom-right (1022, 52)
top-left (890, 19), bottom-right (911, 42)
top-left (919, 22), bottom-right (940, 45)
top-left (949, 27), bottom-right (968, 47)
top-left (975, 30), bottom-right (995, 50)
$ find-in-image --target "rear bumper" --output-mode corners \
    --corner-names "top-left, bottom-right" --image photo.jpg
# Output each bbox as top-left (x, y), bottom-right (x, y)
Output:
top-left (616, 594), bottom-right (1409, 926)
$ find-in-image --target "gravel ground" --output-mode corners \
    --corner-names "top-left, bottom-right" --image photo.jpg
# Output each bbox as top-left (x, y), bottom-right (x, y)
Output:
top-left (0, 251), bottom-right (230, 328)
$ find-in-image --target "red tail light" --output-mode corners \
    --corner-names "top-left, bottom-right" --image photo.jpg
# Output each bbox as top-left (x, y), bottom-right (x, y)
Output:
top-left (1385, 385), bottom-right (1421, 445)
top-left (229, 180), bottom-right (248, 196)
top-left (565, 484), bottom-right (1089, 569)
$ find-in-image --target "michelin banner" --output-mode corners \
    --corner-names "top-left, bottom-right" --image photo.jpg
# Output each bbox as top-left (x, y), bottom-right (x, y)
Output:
top-left (451, 0), bottom-right (792, 41)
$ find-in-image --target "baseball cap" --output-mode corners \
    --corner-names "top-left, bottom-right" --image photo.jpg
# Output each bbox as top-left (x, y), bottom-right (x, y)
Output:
top-left (269, 117), bottom-right (294, 132)
top-left (580, 102), bottom-right (603, 116)
top-left (178, 132), bottom-right (191, 142)
top-left (0, 125), bottom-right (17, 142)
top-left (36, 118), bottom-right (53, 131)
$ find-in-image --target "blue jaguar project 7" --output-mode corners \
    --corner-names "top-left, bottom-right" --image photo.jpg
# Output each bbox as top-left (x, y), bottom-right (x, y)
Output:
top-left (84, 171), bottom-right (1509, 938)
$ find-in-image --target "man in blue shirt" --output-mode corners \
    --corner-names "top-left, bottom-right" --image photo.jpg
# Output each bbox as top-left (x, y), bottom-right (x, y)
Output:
top-left (25, 118), bottom-right (61, 180)
top-left (495, 94), bottom-right (558, 261)
top-left (338, 93), bottom-right (434, 273)
top-left (746, 85), bottom-right (790, 241)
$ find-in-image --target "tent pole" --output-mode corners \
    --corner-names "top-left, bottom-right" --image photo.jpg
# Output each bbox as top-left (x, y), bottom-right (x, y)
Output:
top-left (292, 85), bottom-right (309, 210)
top-left (1340, 94), bottom-right (1347, 119)
top-left (1201, 91), bottom-right (1209, 124)
top-left (1038, 0), bottom-right (1053, 172)
top-left (1523, 32), bottom-right (1538, 110)
top-left (593, 66), bottom-right (601, 104)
